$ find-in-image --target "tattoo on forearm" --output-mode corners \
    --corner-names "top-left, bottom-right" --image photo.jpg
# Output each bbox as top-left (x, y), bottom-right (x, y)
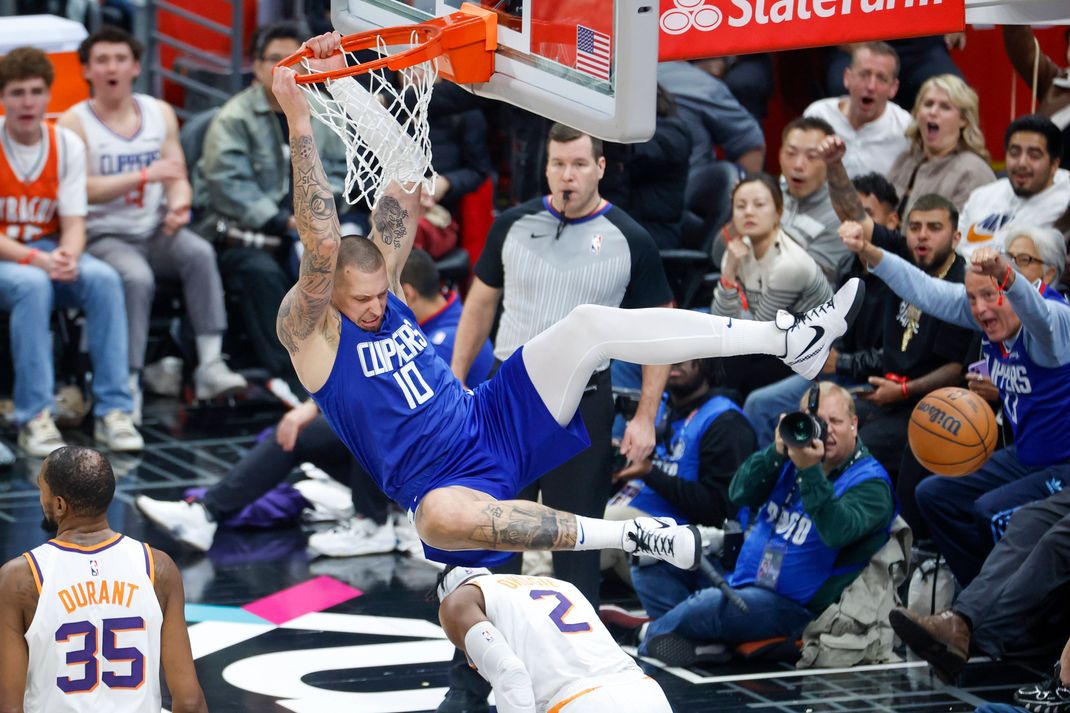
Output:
top-left (827, 160), bottom-right (866, 223)
top-left (275, 133), bottom-right (342, 356)
top-left (469, 503), bottom-right (578, 550)
top-left (372, 196), bottom-right (408, 250)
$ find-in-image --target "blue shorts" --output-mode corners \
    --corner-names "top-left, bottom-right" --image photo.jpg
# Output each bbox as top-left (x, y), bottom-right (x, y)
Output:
top-left (412, 346), bottom-right (590, 566)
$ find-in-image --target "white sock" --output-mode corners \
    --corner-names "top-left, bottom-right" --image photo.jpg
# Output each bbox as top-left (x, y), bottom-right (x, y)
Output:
top-left (463, 622), bottom-right (536, 713)
top-left (195, 334), bottom-right (223, 366)
top-left (572, 516), bottom-right (627, 551)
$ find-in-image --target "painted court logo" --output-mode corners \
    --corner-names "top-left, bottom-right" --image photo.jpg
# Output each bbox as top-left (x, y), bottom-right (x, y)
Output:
top-left (661, 0), bottom-right (724, 34)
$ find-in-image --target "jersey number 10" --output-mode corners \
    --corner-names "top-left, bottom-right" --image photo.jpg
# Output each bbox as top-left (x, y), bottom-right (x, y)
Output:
top-left (55, 616), bottom-right (146, 693)
top-left (393, 362), bottom-right (434, 409)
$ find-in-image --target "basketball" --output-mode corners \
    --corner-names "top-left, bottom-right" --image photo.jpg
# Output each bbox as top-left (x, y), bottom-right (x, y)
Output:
top-left (908, 387), bottom-right (998, 477)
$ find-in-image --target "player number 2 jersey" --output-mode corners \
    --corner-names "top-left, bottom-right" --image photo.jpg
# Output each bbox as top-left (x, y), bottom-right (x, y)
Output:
top-left (471, 574), bottom-right (645, 711)
top-left (22, 534), bottom-right (163, 713)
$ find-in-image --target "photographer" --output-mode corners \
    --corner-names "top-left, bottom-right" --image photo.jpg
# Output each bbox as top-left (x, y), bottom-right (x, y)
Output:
top-left (608, 383), bottom-right (895, 667)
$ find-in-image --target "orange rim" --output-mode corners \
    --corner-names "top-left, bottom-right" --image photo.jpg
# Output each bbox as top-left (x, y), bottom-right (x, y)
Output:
top-left (276, 4), bottom-right (497, 85)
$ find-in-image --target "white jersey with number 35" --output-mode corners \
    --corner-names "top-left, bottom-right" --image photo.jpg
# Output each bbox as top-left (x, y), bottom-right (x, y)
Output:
top-left (22, 534), bottom-right (163, 713)
top-left (471, 574), bottom-right (661, 712)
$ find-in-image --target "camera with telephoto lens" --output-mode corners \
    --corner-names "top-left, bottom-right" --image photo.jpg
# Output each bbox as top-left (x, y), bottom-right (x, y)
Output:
top-left (778, 384), bottom-right (827, 448)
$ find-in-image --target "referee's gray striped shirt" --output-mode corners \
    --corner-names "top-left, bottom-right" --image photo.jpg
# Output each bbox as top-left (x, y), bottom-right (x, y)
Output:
top-left (475, 197), bottom-right (673, 370)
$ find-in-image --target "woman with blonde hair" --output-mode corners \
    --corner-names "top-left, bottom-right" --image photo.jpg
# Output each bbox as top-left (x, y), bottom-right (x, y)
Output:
top-left (888, 74), bottom-right (996, 215)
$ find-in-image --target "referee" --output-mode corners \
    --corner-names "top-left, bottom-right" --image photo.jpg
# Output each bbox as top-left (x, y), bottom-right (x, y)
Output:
top-left (443, 123), bottom-right (672, 713)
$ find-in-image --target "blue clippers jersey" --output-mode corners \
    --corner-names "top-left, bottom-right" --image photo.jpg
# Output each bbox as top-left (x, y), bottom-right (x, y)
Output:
top-left (311, 293), bottom-right (474, 505)
top-left (983, 285), bottom-right (1070, 467)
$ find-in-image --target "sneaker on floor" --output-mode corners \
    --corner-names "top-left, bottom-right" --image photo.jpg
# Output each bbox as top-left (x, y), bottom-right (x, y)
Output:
top-left (18, 409), bottom-right (66, 458)
top-left (193, 358), bottom-right (247, 400)
top-left (293, 478), bottom-right (355, 522)
top-left (136, 496), bottom-right (217, 551)
top-left (645, 632), bottom-right (728, 667)
top-left (622, 517), bottom-right (702, 571)
top-left (94, 410), bottom-right (144, 452)
top-left (143, 356), bottom-right (183, 397)
top-left (1014, 663), bottom-right (1070, 712)
top-left (779, 277), bottom-right (865, 380)
top-left (598, 604), bottom-right (649, 647)
top-left (308, 517), bottom-right (396, 557)
top-left (393, 512), bottom-right (424, 556)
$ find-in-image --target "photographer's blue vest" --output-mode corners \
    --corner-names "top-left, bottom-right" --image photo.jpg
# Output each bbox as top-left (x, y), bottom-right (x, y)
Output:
top-left (728, 451), bottom-right (891, 605)
top-left (629, 395), bottom-right (743, 523)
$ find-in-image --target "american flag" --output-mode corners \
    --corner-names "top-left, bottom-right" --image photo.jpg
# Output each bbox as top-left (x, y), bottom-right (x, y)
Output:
top-left (575, 24), bottom-right (611, 81)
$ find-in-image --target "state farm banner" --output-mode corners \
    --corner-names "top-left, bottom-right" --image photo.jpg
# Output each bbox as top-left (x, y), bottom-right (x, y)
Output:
top-left (657, 0), bottom-right (965, 60)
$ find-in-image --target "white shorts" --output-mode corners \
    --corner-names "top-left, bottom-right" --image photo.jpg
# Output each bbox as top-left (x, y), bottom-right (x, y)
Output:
top-left (548, 676), bottom-right (672, 713)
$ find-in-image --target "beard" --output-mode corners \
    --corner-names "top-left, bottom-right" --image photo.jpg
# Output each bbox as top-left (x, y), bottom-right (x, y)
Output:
top-left (917, 244), bottom-right (954, 274)
top-left (40, 514), bottom-right (58, 535)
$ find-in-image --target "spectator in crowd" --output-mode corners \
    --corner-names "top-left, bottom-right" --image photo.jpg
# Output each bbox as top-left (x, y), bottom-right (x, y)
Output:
top-left (607, 382), bottom-right (895, 667)
top-left (601, 85), bottom-right (692, 250)
top-left (60, 27), bottom-right (246, 415)
top-left (713, 173), bottom-right (833, 322)
top-left (425, 80), bottom-right (493, 216)
top-left (445, 123), bottom-right (672, 713)
top-left (603, 357), bottom-right (756, 615)
top-left (888, 74), bottom-right (996, 215)
top-left (1002, 26), bottom-right (1070, 168)
top-left (826, 36), bottom-right (964, 112)
top-left (957, 115), bottom-right (1068, 258)
top-left (743, 171), bottom-right (898, 449)
top-left (890, 486), bottom-right (1070, 683)
top-left (805, 42), bottom-right (912, 179)
top-left (136, 248), bottom-right (495, 556)
top-left (657, 61), bottom-right (765, 175)
top-left (0, 47), bottom-right (142, 456)
top-left (716, 55), bottom-right (776, 123)
top-left (195, 23), bottom-right (349, 397)
top-left (437, 567), bottom-right (673, 713)
top-left (838, 222), bottom-right (1070, 588)
top-left (657, 60), bottom-right (765, 244)
top-left (777, 117), bottom-right (854, 282)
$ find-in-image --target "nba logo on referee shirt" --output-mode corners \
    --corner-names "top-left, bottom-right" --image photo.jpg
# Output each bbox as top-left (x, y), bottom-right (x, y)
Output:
top-left (591, 234), bottom-right (604, 254)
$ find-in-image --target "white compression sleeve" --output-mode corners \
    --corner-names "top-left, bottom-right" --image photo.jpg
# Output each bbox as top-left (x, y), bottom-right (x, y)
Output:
top-left (464, 622), bottom-right (537, 713)
top-left (523, 304), bottom-right (786, 425)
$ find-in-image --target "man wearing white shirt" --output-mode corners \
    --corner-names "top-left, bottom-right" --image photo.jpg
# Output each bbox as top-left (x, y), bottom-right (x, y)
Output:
top-left (804, 43), bottom-right (911, 179)
top-left (959, 115), bottom-right (1068, 259)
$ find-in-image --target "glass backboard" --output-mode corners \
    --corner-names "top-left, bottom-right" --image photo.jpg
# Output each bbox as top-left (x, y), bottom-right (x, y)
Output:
top-left (330, 0), bottom-right (659, 141)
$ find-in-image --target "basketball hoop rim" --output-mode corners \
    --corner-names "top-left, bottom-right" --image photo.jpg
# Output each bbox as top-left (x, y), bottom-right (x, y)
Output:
top-left (276, 25), bottom-right (446, 84)
top-left (275, 4), bottom-right (498, 85)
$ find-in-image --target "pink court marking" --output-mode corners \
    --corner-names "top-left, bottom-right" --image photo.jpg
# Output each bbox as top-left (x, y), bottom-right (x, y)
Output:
top-left (242, 576), bottom-right (362, 625)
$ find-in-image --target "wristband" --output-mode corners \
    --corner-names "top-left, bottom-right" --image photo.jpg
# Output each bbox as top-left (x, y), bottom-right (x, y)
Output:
top-left (997, 265), bottom-right (1013, 306)
top-left (17, 248), bottom-right (38, 266)
top-left (139, 167), bottom-right (148, 188)
top-left (884, 372), bottom-right (909, 400)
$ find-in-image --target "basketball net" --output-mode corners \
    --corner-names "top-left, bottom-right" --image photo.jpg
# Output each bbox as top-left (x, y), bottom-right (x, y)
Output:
top-left (296, 33), bottom-right (438, 209)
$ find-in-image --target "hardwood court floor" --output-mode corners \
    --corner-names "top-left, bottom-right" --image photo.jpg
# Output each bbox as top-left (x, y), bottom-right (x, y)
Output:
top-left (0, 398), bottom-right (1047, 712)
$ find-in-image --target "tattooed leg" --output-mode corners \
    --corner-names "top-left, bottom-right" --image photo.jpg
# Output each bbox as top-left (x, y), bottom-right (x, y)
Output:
top-left (467, 500), bottom-right (579, 550)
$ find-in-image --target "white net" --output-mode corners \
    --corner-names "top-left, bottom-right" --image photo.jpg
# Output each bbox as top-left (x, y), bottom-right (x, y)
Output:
top-left (297, 33), bottom-right (438, 209)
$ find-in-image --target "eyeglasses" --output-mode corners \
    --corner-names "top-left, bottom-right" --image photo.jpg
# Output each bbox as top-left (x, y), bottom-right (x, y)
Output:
top-left (1003, 251), bottom-right (1044, 268)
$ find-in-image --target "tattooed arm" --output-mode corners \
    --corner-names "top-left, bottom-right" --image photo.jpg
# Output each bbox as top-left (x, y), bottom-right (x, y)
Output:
top-left (272, 61), bottom-right (343, 392)
top-left (370, 182), bottom-right (422, 302)
top-left (818, 135), bottom-right (874, 242)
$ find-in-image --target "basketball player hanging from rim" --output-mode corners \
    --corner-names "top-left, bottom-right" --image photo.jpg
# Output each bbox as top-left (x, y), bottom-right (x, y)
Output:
top-left (273, 31), bottom-right (866, 570)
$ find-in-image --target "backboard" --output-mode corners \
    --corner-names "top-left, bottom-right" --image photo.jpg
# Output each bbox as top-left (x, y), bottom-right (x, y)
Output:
top-left (330, 0), bottom-right (659, 142)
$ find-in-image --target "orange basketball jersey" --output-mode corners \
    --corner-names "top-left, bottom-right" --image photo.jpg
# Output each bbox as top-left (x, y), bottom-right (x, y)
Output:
top-left (0, 123), bottom-right (61, 243)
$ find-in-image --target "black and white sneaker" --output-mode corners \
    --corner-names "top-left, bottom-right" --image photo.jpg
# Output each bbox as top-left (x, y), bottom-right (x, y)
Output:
top-left (1014, 663), bottom-right (1070, 713)
top-left (646, 633), bottom-right (730, 667)
top-left (622, 517), bottom-right (702, 571)
top-left (779, 278), bottom-right (866, 380)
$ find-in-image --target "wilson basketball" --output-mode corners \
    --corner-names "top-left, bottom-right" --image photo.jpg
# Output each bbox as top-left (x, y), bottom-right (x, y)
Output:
top-left (908, 387), bottom-right (998, 477)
